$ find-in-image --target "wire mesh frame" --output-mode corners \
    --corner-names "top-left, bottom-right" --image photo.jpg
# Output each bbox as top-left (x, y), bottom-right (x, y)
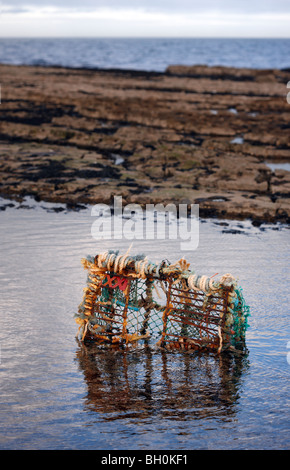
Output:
top-left (159, 281), bottom-right (230, 351)
top-left (86, 273), bottom-right (166, 343)
top-left (79, 268), bottom-right (234, 352)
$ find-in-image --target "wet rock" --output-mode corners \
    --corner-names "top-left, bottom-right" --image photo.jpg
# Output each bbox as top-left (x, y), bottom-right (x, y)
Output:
top-left (221, 229), bottom-right (245, 234)
top-left (0, 63), bottom-right (289, 224)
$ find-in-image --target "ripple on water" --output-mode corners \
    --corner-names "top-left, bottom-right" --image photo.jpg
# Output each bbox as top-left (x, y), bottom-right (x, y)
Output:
top-left (0, 197), bottom-right (289, 450)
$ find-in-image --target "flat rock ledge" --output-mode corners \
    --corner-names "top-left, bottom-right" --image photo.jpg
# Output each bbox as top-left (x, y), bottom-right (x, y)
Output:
top-left (0, 63), bottom-right (289, 224)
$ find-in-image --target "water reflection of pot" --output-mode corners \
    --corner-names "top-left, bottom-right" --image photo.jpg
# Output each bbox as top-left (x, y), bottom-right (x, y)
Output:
top-left (75, 340), bottom-right (249, 421)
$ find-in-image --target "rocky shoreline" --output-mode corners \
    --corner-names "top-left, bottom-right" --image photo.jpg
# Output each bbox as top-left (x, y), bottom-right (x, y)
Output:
top-left (0, 63), bottom-right (289, 224)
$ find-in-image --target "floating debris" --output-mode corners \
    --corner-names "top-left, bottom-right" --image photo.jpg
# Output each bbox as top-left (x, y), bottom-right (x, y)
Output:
top-left (75, 249), bottom-right (250, 354)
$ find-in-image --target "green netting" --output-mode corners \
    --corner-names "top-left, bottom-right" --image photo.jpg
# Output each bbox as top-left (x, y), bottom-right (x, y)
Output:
top-left (231, 287), bottom-right (251, 342)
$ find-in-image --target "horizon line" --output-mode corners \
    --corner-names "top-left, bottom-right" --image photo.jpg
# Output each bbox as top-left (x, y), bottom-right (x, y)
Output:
top-left (1, 36), bottom-right (290, 39)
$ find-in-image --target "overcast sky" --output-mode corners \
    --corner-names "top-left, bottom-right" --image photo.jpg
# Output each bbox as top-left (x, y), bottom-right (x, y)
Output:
top-left (1, 1), bottom-right (290, 37)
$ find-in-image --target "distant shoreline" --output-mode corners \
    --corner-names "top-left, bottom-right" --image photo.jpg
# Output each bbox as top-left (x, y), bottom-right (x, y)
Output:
top-left (1, 60), bottom-right (290, 75)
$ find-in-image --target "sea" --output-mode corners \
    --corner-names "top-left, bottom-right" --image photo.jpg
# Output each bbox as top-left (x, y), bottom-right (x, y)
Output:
top-left (0, 37), bottom-right (290, 71)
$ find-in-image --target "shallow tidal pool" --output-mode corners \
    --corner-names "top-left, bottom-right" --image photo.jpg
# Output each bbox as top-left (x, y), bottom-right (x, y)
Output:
top-left (0, 197), bottom-right (289, 450)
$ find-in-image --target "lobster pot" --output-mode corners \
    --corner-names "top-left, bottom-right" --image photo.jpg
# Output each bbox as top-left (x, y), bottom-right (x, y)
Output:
top-left (75, 250), bottom-right (250, 353)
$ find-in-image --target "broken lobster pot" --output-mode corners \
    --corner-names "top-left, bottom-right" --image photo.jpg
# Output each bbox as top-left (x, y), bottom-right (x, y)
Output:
top-left (75, 250), bottom-right (250, 353)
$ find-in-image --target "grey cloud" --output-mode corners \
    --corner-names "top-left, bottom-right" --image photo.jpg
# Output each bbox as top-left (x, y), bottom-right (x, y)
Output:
top-left (2, 0), bottom-right (290, 14)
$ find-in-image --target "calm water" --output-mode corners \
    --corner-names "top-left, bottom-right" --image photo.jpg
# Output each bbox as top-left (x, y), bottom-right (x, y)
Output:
top-left (0, 196), bottom-right (289, 450)
top-left (0, 38), bottom-right (290, 71)
top-left (266, 162), bottom-right (290, 172)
